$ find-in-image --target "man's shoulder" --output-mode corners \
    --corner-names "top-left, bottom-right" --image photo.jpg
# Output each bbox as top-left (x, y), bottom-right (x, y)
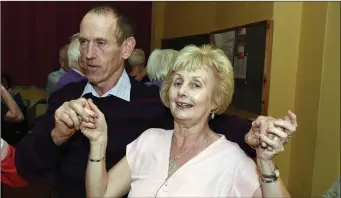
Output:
top-left (130, 79), bottom-right (161, 101)
top-left (49, 80), bottom-right (88, 102)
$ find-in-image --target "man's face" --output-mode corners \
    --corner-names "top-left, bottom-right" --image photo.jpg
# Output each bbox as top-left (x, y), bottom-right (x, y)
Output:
top-left (79, 13), bottom-right (125, 86)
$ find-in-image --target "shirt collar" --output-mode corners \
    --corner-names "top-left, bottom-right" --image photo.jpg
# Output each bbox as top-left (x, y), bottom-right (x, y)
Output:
top-left (81, 70), bottom-right (131, 101)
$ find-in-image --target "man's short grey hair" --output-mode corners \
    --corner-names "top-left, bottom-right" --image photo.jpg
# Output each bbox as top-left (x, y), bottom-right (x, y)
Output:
top-left (128, 48), bottom-right (145, 67)
top-left (147, 49), bottom-right (179, 82)
top-left (68, 33), bottom-right (81, 69)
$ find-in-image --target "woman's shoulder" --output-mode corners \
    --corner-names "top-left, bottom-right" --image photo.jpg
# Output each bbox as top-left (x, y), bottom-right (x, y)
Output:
top-left (215, 136), bottom-right (251, 163)
top-left (139, 128), bottom-right (173, 142)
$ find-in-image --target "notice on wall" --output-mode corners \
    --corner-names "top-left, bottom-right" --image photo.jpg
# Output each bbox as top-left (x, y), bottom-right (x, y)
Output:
top-left (212, 30), bottom-right (235, 63)
top-left (233, 56), bottom-right (248, 79)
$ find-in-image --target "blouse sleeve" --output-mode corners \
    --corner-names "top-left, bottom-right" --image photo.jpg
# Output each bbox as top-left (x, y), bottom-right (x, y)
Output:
top-left (126, 128), bottom-right (154, 171)
top-left (228, 156), bottom-right (261, 197)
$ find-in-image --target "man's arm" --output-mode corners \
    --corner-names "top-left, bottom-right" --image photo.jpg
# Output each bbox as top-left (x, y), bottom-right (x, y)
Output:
top-left (209, 114), bottom-right (256, 158)
top-left (14, 91), bottom-right (64, 185)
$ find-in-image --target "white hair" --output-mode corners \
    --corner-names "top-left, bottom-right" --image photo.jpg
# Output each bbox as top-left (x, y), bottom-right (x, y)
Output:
top-left (128, 48), bottom-right (145, 67)
top-left (68, 33), bottom-right (81, 69)
top-left (147, 49), bottom-right (179, 82)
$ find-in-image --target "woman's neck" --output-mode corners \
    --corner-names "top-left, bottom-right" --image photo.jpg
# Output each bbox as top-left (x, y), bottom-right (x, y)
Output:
top-left (173, 121), bottom-right (210, 150)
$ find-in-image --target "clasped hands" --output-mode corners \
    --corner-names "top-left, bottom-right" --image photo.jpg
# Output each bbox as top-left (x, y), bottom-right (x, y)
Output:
top-left (246, 111), bottom-right (298, 160)
top-left (52, 98), bottom-right (107, 145)
top-left (52, 97), bottom-right (298, 159)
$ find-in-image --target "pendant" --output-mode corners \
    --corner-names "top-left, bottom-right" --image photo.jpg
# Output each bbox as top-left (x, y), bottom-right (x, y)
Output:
top-left (169, 160), bottom-right (177, 170)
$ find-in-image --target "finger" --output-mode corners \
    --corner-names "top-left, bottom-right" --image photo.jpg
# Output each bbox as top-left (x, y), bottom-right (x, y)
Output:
top-left (87, 98), bottom-right (102, 116)
top-left (267, 127), bottom-right (288, 140)
top-left (80, 121), bottom-right (97, 129)
top-left (288, 110), bottom-right (298, 127)
top-left (267, 146), bottom-right (273, 151)
top-left (84, 108), bottom-right (97, 123)
top-left (261, 141), bottom-right (267, 148)
top-left (260, 134), bottom-right (283, 151)
top-left (251, 120), bottom-right (261, 131)
top-left (65, 109), bottom-right (81, 130)
top-left (274, 120), bottom-right (296, 134)
top-left (60, 112), bottom-right (74, 128)
top-left (68, 99), bottom-right (96, 121)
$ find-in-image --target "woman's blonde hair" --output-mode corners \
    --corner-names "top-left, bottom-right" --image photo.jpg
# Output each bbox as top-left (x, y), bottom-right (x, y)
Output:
top-left (147, 49), bottom-right (179, 82)
top-left (160, 45), bottom-right (234, 114)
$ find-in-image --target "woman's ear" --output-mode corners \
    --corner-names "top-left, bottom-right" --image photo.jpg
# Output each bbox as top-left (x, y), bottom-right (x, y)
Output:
top-left (122, 37), bottom-right (136, 60)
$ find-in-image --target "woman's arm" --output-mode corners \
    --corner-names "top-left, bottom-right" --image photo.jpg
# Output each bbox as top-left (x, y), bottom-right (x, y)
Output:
top-left (252, 158), bottom-right (290, 198)
top-left (86, 143), bottom-right (131, 198)
top-left (1, 85), bottom-right (24, 122)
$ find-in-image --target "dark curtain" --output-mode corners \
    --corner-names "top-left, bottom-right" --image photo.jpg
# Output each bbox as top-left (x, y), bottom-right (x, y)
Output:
top-left (1, 1), bottom-right (152, 87)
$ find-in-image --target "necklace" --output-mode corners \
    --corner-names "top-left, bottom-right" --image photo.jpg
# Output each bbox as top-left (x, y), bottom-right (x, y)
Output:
top-left (168, 136), bottom-right (208, 170)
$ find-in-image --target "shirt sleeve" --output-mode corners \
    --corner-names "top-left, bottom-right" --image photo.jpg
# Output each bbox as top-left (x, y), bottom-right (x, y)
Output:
top-left (126, 128), bottom-right (154, 171)
top-left (228, 156), bottom-right (261, 197)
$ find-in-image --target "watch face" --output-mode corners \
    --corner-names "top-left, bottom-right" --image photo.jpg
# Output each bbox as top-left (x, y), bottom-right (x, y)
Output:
top-left (274, 169), bottom-right (280, 178)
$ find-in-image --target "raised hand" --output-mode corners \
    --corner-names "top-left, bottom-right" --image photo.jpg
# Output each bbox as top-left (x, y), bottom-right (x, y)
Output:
top-left (52, 98), bottom-right (97, 145)
top-left (245, 110), bottom-right (298, 149)
top-left (80, 99), bottom-right (108, 144)
top-left (256, 120), bottom-right (285, 160)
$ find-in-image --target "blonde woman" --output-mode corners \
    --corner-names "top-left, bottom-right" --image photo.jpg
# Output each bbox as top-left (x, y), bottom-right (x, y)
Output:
top-left (79, 45), bottom-right (292, 197)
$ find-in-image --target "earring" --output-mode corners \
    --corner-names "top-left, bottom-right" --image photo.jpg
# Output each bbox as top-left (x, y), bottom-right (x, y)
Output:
top-left (211, 113), bottom-right (215, 119)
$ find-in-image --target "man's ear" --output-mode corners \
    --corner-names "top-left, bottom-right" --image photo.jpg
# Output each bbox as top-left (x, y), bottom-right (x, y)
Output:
top-left (122, 37), bottom-right (136, 60)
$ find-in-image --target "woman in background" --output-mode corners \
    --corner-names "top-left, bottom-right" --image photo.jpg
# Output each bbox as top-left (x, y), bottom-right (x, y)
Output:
top-left (145, 49), bottom-right (179, 88)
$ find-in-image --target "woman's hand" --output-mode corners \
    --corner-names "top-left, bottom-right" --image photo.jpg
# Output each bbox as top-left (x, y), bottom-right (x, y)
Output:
top-left (256, 119), bottom-right (286, 160)
top-left (246, 110), bottom-right (297, 149)
top-left (80, 98), bottom-right (108, 144)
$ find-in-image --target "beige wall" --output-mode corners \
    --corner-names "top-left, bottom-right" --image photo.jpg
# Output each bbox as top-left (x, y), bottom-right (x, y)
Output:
top-left (311, 2), bottom-right (340, 197)
top-left (152, 1), bottom-right (340, 197)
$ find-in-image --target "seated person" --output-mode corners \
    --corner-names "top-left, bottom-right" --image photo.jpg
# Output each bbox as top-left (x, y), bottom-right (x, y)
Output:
top-left (80, 45), bottom-right (292, 197)
top-left (1, 138), bottom-right (28, 187)
top-left (145, 49), bottom-right (179, 88)
top-left (1, 84), bottom-right (24, 123)
top-left (1, 84), bottom-right (26, 145)
top-left (46, 44), bottom-right (69, 97)
top-left (1, 74), bottom-right (25, 107)
top-left (56, 33), bottom-right (86, 90)
top-left (128, 48), bottom-right (149, 83)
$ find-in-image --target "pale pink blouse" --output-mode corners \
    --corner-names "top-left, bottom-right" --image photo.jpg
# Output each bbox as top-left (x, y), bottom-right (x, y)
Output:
top-left (126, 128), bottom-right (261, 197)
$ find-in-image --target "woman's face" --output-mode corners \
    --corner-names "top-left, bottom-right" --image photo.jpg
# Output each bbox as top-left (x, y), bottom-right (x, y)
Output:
top-left (168, 67), bottom-right (216, 123)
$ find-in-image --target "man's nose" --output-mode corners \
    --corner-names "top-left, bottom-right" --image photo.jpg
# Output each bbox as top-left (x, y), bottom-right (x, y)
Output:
top-left (86, 43), bottom-right (95, 59)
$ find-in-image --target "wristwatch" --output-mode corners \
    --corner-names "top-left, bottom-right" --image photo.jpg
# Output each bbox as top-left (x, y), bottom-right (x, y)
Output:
top-left (260, 165), bottom-right (280, 183)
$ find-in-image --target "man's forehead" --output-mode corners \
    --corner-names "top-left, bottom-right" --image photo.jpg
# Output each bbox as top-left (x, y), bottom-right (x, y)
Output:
top-left (79, 13), bottom-right (117, 39)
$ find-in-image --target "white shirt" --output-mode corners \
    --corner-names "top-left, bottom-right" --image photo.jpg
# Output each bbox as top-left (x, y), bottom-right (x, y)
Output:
top-left (81, 70), bottom-right (131, 101)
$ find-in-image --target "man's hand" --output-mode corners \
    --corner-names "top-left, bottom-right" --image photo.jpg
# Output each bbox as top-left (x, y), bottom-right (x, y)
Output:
top-left (245, 110), bottom-right (298, 149)
top-left (52, 98), bottom-right (97, 145)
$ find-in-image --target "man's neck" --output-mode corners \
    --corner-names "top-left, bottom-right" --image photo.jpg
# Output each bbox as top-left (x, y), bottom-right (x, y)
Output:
top-left (93, 68), bottom-right (124, 96)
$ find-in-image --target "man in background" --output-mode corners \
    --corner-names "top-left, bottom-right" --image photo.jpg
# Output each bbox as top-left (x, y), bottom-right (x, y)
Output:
top-left (56, 33), bottom-right (86, 90)
top-left (46, 44), bottom-right (70, 96)
top-left (128, 48), bottom-right (149, 83)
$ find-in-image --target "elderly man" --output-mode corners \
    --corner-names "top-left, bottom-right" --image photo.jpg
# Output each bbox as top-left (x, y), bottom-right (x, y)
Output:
top-left (56, 33), bottom-right (86, 90)
top-left (46, 44), bottom-right (70, 96)
top-left (15, 5), bottom-right (297, 198)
